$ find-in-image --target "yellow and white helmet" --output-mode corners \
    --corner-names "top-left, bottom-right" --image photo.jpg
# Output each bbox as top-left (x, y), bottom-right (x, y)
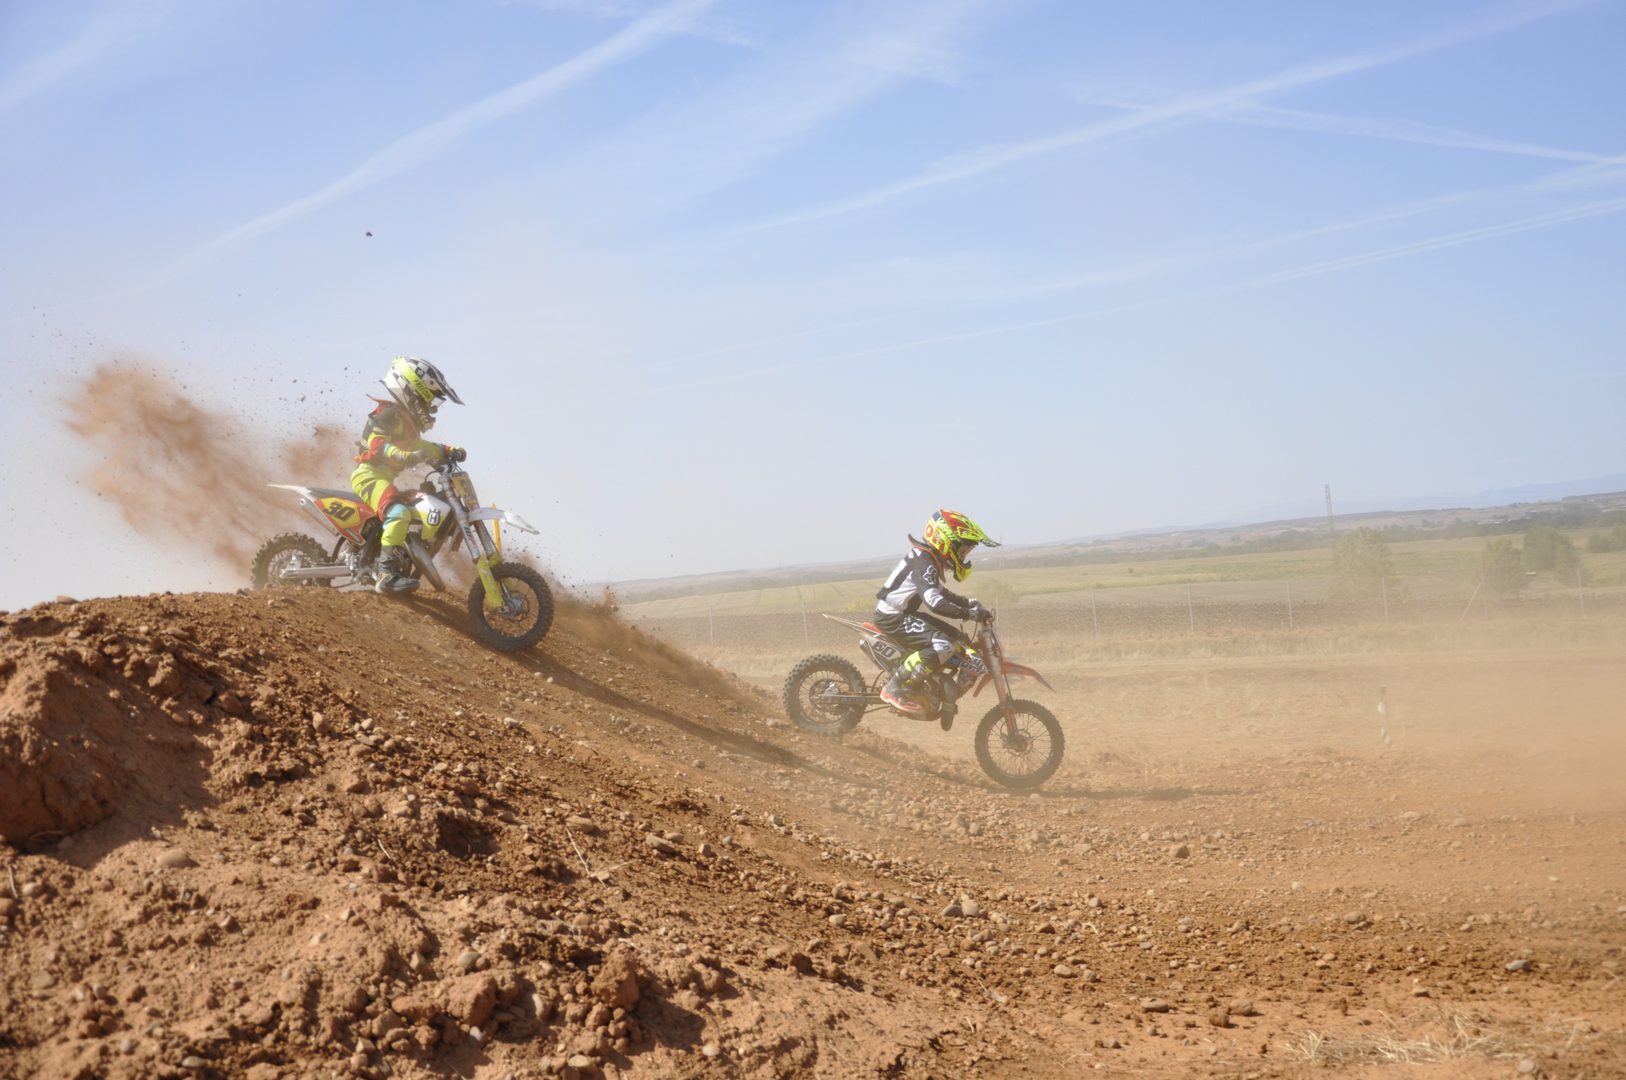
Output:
top-left (382, 356), bottom-right (462, 431)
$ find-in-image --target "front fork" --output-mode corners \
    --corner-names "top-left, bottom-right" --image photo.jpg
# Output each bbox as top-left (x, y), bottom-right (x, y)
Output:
top-left (461, 516), bottom-right (508, 610)
top-left (983, 629), bottom-right (1020, 736)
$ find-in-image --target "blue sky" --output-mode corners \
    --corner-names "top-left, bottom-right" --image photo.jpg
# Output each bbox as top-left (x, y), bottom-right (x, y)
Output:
top-left (2, 0), bottom-right (1624, 606)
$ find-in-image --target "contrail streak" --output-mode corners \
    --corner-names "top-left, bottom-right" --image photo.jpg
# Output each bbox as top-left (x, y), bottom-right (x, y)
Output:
top-left (749, 0), bottom-right (1593, 230)
top-left (1016, 150), bottom-right (1626, 297)
top-left (1078, 96), bottom-right (1614, 165)
top-left (0, 11), bottom-right (145, 118)
top-left (145, 0), bottom-right (713, 288)
top-left (697, 192), bottom-right (1626, 385)
top-left (1246, 194), bottom-right (1626, 286)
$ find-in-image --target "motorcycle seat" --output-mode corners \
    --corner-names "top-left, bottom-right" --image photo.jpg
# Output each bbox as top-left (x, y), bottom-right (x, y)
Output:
top-left (309, 486), bottom-right (366, 503)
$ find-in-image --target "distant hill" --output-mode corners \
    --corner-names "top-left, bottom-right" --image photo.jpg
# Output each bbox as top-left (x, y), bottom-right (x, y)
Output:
top-left (1241, 474), bottom-right (1626, 523)
top-left (612, 477), bottom-right (1626, 602)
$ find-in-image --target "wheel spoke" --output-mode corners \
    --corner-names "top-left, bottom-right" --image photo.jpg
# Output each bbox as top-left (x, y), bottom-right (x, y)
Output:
top-left (467, 561), bottom-right (555, 652)
top-left (783, 655), bottom-right (867, 737)
top-left (795, 668), bottom-right (862, 730)
top-left (487, 578), bottom-right (540, 635)
top-left (975, 701), bottom-right (1064, 789)
top-left (991, 715), bottom-right (1051, 775)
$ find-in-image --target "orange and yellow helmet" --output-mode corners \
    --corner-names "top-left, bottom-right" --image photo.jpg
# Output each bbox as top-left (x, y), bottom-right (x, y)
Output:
top-left (923, 509), bottom-right (1000, 582)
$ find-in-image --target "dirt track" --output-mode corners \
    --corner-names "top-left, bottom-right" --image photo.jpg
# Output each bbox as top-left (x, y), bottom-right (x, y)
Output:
top-left (1, 590), bottom-right (1622, 1079)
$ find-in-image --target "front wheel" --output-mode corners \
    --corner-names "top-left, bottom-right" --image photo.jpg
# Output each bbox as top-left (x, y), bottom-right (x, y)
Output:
top-left (974, 700), bottom-right (1064, 790)
top-left (251, 533), bottom-right (333, 589)
top-left (783, 654), bottom-right (868, 736)
top-left (468, 562), bottom-right (554, 652)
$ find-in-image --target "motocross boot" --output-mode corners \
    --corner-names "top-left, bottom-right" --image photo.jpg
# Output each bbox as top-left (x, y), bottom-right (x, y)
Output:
top-left (880, 662), bottom-right (930, 718)
top-left (374, 545), bottom-right (420, 595)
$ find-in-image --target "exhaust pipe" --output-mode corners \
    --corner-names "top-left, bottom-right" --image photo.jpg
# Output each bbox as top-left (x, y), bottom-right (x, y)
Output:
top-left (276, 565), bottom-right (349, 581)
top-left (407, 536), bottom-right (444, 592)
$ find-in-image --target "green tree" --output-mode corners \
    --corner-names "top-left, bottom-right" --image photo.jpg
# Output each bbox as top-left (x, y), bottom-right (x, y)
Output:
top-left (1523, 525), bottom-right (1590, 583)
top-left (1587, 525), bottom-right (1626, 553)
top-left (1588, 528), bottom-right (1618, 553)
top-left (1479, 538), bottom-right (1527, 596)
top-left (1330, 528), bottom-right (1393, 600)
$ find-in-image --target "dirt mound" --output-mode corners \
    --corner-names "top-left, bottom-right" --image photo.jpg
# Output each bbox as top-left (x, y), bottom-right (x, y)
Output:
top-left (553, 594), bottom-right (763, 708)
top-left (1, 590), bottom-right (1622, 1079)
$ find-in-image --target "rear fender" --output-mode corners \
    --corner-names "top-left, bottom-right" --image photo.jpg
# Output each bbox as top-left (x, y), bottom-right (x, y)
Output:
top-left (824, 615), bottom-right (905, 668)
top-left (270, 484), bottom-right (341, 540)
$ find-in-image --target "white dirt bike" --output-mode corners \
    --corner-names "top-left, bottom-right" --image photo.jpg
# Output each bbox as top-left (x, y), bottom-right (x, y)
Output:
top-left (250, 459), bottom-right (553, 652)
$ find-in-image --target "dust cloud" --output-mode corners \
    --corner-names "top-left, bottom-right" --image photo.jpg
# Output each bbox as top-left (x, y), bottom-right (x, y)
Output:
top-left (63, 358), bottom-right (355, 574)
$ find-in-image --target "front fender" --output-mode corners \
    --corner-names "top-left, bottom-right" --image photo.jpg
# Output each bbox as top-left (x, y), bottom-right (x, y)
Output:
top-left (467, 506), bottom-right (540, 535)
top-left (973, 660), bottom-right (1055, 697)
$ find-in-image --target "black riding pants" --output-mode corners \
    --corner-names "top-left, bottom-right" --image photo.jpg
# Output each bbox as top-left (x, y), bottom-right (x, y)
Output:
top-left (874, 609), bottom-right (966, 670)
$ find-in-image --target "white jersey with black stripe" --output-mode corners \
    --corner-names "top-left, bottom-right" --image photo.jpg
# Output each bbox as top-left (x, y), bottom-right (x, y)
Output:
top-left (875, 545), bottom-right (973, 619)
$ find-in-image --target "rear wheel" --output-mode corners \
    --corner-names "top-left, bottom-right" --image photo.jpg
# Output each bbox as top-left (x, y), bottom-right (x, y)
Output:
top-left (468, 561), bottom-right (554, 652)
top-left (782, 654), bottom-right (868, 736)
top-left (251, 533), bottom-right (333, 589)
top-left (974, 700), bottom-right (1064, 790)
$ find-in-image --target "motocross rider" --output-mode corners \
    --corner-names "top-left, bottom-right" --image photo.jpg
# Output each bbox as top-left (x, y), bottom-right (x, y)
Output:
top-left (350, 357), bottom-right (465, 594)
top-left (875, 509), bottom-right (1000, 730)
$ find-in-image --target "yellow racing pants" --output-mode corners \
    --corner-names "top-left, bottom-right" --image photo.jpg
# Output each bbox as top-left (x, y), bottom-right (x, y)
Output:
top-left (350, 466), bottom-right (446, 550)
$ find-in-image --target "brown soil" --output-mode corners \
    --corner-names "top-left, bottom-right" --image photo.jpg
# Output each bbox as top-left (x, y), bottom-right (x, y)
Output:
top-left (0, 590), bottom-right (1622, 1079)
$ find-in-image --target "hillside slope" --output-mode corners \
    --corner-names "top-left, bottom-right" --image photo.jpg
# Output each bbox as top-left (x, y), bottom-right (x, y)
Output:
top-left (1, 590), bottom-right (1622, 1079)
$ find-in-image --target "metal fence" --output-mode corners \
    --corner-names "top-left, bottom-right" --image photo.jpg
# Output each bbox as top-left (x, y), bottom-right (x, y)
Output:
top-left (622, 574), bottom-right (1622, 654)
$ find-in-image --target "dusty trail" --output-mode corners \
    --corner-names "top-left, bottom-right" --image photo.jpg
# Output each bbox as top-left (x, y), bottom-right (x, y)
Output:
top-left (63, 359), bottom-right (353, 573)
top-left (0, 590), bottom-right (1622, 1078)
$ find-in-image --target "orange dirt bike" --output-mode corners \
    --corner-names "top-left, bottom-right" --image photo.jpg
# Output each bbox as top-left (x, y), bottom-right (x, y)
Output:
top-left (250, 459), bottom-right (553, 652)
top-left (782, 613), bottom-right (1064, 790)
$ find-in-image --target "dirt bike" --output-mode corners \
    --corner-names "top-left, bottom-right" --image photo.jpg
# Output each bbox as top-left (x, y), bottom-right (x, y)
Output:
top-left (782, 613), bottom-right (1064, 790)
top-left (250, 459), bottom-right (554, 652)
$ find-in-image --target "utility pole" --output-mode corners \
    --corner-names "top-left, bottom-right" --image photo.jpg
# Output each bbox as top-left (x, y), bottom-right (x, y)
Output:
top-left (1324, 484), bottom-right (1336, 537)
